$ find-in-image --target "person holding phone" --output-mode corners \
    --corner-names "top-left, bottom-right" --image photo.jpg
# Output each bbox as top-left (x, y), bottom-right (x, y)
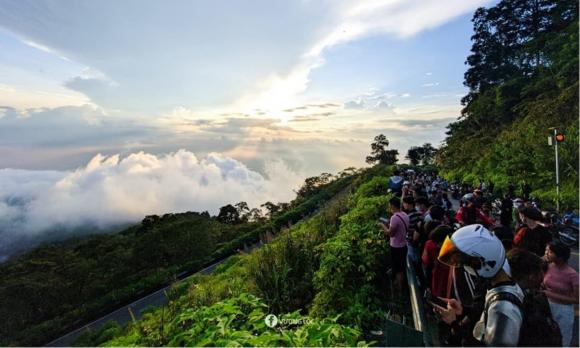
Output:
top-left (378, 197), bottom-right (409, 297)
top-left (437, 224), bottom-right (523, 347)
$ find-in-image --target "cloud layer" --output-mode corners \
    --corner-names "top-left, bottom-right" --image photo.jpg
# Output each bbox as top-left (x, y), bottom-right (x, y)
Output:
top-left (0, 150), bottom-right (304, 261)
top-left (0, 0), bottom-right (490, 112)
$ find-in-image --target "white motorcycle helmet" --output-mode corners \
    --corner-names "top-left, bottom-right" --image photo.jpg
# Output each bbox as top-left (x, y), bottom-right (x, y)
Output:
top-left (438, 224), bottom-right (505, 278)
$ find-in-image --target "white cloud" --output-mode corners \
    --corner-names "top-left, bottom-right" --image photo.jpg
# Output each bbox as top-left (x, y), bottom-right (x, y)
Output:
top-left (421, 82), bottom-right (440, 87)
top-left (344, 98), bottom-right (366, 109)
top-left (0, 150), bottom-right (305, 260)
top-left (0, 83), bottom-right (90, 109)
top-left (343, 89), bottom-right (397, 112)
top-left (0, 0), bottom-right (491, 113)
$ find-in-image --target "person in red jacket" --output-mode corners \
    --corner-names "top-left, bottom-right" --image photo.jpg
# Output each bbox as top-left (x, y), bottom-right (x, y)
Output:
top-left (422, 225), bottom-right (452, 297)
top-left (455, 194), bottom-right (494, 227)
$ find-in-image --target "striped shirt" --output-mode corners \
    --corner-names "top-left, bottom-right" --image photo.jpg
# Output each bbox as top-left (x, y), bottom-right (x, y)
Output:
top-left (404, 208), bottom-right (423, 240)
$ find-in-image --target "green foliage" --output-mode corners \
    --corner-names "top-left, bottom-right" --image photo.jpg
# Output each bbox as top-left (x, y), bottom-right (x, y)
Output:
top-left (0, 212), bottom-right (226, 346)
top-left (64, 166), bottom-right (424, 347)
top-left (439, 0), bottom-right (578, 209)
top-left (91, 181), bottom-right (371, 347)
top-left (365, 134), bottom-right (399, 165)
top-left (311, 176), bottom-right (394, 329)
top-left (406, 143), bottom-right (437, 166)
top-left (248, 192), bottom-right (349, 314)
top-left (163, 293), bottom-right (368, 347)
top-left (72, 321), bottom-right (122, 347)
top-left (295, 173), bottom-right (335, 201)
top-left (0, 167), bottom-right (362, 346)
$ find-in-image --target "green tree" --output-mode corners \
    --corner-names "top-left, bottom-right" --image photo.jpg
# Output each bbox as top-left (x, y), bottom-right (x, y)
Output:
top-left (406, 147), bottom-right (421, 166)
top-left (365, 134), bottom-right (398, 165)
top-left (439, 0), bottom-right (578, 208)
top-left (234, 202), bottom-right (250, 222)
top-left (260, 202), bottom-right (280, 218)
top-left (216, 204), bottom-right (241, 224)
top-left (420, 143), bottom-right (437, 165)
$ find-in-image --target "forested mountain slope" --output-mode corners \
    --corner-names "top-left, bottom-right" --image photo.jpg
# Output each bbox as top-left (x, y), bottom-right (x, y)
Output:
top-left (72, 164), bottom-right (407, 347)
top-left (438, 0), bottom-right (578, 207)
top-left (0, 168), bottom-right (358, 346)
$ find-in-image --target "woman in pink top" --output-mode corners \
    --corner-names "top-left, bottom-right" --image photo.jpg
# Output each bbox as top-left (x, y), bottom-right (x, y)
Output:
top-left (379, 197), bottom-right (409, 297)
top-left (543, 241), bottom-right (579, 347)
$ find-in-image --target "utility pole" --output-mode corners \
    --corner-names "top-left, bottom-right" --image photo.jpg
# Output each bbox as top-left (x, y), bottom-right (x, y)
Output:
top-left (548, 127), bottom-right (564, 212)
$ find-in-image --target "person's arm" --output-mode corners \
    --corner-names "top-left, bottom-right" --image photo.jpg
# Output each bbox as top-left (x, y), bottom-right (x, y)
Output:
top-left (543, 290), bottom-right (578, 304)
top-left (378, 222), bottom-right (391, 237)
top-left (477, 209), bottom-right (494, 226)
top-left (421, 242), bottom-right (431, 266)
top-left (386, 214), bottom-right (401, 238)
top-left (434, 298), bottom-right (463, 324)
top-left (484, 301), bottom-right (522, 347)
top-left (455, 208), bottom-right (464, 224)
top-left (513, 227), bottom-right (525, 247)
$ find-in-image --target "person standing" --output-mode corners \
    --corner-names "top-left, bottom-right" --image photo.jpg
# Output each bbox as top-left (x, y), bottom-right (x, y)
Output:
top-left (378, 197), bottom-right (409, 296)
top-left (543, 241), bottom-right (579, 347)
top-left (513, 207), bottom-right (551, 257)
top-left (389, 170), bottom-right (404, 196)
top-left (507, 248), bottom-right (562, 347)
top-left (437, 224), bottom-right (524, 346)
top-left (499, 194), bottom-right (513, 228)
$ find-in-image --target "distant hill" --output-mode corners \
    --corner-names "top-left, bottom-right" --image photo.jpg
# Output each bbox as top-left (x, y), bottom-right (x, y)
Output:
top-left (0, 168), bottom-right (358, 346)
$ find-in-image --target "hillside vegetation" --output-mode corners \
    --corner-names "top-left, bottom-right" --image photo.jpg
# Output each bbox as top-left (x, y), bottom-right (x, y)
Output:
top-left (438, 0), bottom-right (578, 208)
top-left (0, 169), bottom-right (357, 346)
top-left (71, 165), bottom-right (412, 347)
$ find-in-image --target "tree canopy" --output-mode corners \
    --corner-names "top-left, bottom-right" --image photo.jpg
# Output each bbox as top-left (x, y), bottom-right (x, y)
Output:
top-left (365, 134), bottom-right (399, 165)
top-left (438, 0), bottom-right (578, 207)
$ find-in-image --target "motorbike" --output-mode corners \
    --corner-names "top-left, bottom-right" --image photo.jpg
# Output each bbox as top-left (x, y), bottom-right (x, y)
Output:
top-left (543, 210), bottom-right (579, 248)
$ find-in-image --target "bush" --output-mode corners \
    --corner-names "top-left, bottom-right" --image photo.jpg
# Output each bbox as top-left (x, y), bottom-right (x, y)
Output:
top-left (311, 177), bottom-right (394, 329)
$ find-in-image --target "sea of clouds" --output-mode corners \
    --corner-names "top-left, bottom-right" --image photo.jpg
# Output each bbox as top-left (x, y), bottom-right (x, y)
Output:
top-left (0, 149), bottom-right (304, 261)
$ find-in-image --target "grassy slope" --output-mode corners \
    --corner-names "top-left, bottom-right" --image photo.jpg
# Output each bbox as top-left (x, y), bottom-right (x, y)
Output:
top-left (82, 165), bottom-right (413, 347)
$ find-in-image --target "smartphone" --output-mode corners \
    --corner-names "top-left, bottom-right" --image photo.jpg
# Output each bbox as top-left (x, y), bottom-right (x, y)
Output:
top-left (427, 295), bottom-right (448, 310)
top-left (378, 217), bottom-right (389, 225)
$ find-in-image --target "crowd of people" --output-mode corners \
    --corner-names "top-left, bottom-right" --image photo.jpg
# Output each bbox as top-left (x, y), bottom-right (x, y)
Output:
top-left (377, 169), bottom-right (579, 347)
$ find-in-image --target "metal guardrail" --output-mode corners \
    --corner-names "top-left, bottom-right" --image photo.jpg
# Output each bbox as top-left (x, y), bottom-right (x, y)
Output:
top-left (406, 255), bottom-right (433, 347)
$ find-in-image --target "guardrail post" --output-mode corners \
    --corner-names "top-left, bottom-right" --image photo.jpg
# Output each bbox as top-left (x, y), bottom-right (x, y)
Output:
top-left (406, 255), bottom-right (432, 346)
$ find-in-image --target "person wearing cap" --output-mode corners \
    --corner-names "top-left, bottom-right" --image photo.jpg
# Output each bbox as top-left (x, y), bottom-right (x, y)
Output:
top-left (436, 224), bottom-right (524, 346)
top-left (513, 206), bottom-right (551, 256)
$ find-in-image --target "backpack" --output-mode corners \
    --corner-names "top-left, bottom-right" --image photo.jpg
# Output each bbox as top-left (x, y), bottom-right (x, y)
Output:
top-left (484, 290), bottom-right (562, 347)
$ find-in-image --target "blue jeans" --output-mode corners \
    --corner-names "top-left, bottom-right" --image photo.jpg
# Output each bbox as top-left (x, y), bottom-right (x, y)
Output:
top-left (549, 300), bottom-right (575, 347)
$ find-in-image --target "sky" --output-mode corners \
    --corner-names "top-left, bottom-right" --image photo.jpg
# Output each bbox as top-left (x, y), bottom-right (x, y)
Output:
top-left (0, 0), bottom-right (495, 258)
